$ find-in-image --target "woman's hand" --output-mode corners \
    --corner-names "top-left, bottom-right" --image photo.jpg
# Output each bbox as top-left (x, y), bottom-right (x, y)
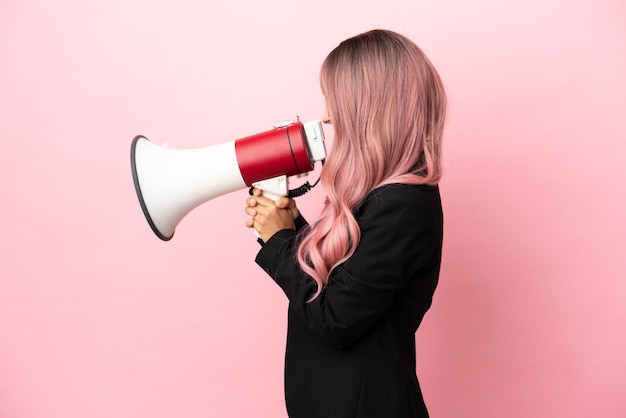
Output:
top-left (245, 188), bottom-right (299, 242)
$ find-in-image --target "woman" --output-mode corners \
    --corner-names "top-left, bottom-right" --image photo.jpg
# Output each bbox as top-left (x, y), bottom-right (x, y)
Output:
top-left (245, 29), bottom-right (446, 418)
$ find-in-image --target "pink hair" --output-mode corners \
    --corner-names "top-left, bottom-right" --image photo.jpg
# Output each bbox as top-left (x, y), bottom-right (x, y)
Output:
top-left (297, 29), bottom-right (447, 299)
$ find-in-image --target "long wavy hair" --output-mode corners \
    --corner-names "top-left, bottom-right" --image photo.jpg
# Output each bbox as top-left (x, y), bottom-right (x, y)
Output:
top-left (297, 29), bottom-right (447, 299)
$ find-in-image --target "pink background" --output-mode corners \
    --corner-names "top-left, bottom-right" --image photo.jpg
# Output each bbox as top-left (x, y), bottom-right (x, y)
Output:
top-left (1, 0), bottom-right (625, 417)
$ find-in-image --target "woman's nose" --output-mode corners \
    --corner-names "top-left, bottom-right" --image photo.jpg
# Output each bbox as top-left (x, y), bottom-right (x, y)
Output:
top-left (321, 108), bottom-right (331, 124)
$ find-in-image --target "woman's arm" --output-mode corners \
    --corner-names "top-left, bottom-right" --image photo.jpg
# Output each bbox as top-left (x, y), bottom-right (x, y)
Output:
top-left (255, 185), bottom-right (443, 349)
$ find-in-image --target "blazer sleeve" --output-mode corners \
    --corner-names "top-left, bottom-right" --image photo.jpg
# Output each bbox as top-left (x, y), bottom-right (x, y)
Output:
top-left (256, 213), bottom-right (309, 246)
top-left (255, 185), bottom-right (442, 349)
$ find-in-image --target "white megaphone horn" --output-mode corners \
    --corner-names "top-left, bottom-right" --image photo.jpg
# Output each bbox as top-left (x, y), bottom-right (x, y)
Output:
top-left (130, 118), bottom-right (326, 241)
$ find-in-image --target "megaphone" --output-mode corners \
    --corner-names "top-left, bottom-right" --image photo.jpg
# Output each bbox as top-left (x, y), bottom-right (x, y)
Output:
top-left (130, 118), bottom-right (326, 241)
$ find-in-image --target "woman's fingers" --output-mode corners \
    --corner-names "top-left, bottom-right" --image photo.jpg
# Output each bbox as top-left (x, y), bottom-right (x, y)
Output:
top-left (245, 189), bottom-right (298, 240)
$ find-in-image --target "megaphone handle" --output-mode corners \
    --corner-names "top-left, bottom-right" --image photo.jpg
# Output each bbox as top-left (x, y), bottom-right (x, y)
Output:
top-left (251, 175), bottom-right (289, 239)
top-left (252, 175), bottom-right (289, 201)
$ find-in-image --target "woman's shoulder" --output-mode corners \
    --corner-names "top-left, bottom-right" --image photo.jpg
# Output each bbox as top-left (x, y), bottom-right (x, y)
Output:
top-left (358, 183), bottom-right (441, 214)
top-left (352, 183), bottom-right (443, 261)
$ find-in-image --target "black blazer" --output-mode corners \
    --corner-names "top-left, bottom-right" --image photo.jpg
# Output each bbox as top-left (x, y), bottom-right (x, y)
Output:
top-left (255, 184), bottom-right (443, 418)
